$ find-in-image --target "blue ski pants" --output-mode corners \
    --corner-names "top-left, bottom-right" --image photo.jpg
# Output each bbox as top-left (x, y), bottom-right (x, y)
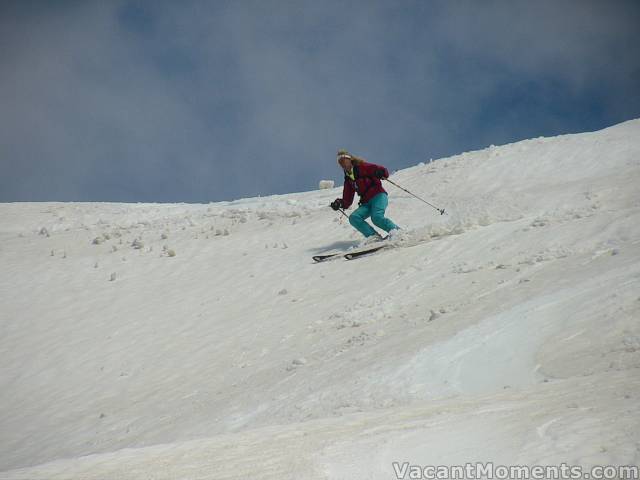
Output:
top-left (349, 193), bottom-right (399, 237)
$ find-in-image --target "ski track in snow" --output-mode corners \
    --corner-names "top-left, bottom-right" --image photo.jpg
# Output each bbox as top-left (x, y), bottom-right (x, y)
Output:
top-left (1, 120), bottom-right (640, 479)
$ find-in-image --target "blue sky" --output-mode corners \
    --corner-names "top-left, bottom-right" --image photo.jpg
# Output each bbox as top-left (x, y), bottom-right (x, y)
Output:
top-left (1, 0), bottom-right (639, 203)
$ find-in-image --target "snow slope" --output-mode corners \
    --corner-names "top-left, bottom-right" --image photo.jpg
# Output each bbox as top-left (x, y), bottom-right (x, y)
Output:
top-left (1, 120), bottom-right (639, 479)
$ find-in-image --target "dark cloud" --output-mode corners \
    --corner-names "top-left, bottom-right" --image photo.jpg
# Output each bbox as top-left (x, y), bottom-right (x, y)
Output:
top-left (1, 0), bottom-right (639, 202)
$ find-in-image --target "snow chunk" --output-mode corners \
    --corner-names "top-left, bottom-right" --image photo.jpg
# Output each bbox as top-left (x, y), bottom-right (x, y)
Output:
top-left (318, 180), bottom-right (335, 190)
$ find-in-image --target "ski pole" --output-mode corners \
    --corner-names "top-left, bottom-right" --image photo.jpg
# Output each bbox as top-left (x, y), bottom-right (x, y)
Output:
top-left (384, 178), bottom-right (446, 215)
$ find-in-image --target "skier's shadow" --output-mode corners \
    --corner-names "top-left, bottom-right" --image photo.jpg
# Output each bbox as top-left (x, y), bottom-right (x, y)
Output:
top-left (309, 240), bottom-right (359, 254)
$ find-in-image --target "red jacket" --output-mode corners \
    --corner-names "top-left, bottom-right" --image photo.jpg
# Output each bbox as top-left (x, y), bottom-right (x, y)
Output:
top-left (341, 162), bottom-right (389, 208)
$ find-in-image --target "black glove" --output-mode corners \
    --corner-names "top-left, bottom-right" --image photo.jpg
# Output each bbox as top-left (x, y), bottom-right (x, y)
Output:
top-left (330, 198), bottom-right (343, 211)
top-left (375, 168), bottom-right (387, 179)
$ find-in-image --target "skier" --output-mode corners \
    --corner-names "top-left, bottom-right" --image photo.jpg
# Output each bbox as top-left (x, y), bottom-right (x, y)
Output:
top-left (331, 150), bottom-right (400, 240)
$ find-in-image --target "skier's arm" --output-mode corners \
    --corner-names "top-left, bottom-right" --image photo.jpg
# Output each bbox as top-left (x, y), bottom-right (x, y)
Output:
top-left (360, 162), bottom-right (389, 179)
top-left (342, 181), bottom-right (355, 209)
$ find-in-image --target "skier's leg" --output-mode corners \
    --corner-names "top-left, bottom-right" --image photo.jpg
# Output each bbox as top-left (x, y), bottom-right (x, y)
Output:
top-left (369, 193), bottom-right (399, 233)
top-left (349, 204), bottom-right (377, 237)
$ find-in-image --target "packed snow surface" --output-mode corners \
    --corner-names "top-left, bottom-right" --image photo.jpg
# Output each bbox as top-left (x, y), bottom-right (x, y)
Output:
top-left (1, 120), bottom-right (639, 479)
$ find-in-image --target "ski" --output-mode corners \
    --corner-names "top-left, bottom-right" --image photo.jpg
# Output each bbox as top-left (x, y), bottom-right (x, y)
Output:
top-left (344, 244), bottom-right (388, 260)
top-left (313, 237), bottom-right (393, 263)
top-left (312, 252), bottom-right (342, 263)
